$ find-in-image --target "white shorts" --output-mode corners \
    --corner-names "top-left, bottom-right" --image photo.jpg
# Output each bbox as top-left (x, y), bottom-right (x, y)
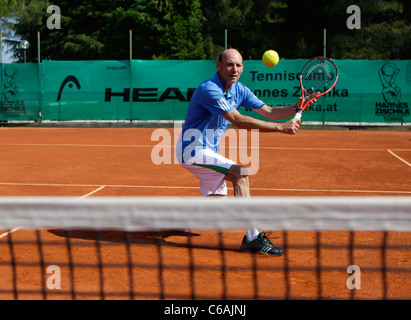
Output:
top-left (181, 149), bottom-right (235, 196)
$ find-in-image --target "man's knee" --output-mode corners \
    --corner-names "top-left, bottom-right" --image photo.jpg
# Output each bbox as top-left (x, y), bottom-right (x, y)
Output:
top-left (226, 164), bottom-right (249, 182)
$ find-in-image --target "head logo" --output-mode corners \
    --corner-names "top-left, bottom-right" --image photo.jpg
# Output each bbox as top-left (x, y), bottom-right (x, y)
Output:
top-left (57, 75), bottom-right (81, 101)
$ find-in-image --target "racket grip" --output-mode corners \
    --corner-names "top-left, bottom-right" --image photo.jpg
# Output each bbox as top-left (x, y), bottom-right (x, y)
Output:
top-left (294, 109), bottom-right (303, 120)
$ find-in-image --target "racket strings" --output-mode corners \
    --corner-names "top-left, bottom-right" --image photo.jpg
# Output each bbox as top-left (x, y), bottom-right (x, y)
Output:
top-left (302, 60), bottom-right (337, 94)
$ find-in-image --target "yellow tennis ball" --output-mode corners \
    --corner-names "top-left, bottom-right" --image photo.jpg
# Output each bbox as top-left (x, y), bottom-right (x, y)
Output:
top-left (262, 50), bottom-right (279, 67)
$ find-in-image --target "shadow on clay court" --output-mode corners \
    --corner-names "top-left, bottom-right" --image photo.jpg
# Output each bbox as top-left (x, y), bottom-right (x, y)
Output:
top-left (47, 229), bottom-right (243, 253)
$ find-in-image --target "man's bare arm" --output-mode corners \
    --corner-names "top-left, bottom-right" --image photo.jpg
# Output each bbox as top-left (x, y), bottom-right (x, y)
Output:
top-left (221, 109), bottom-right (300, 135)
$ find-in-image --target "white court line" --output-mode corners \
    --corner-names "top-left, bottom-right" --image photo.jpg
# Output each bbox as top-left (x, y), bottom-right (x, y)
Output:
top-left (0, 182), bottom-right (199, 189)
top-left (1, 142), bottom-right (410, 152)
top-left (0, 143), bottom-right (152, 148)
top-left (251, 187), bottom-right (411, 194)
top-left (77, 186), bottom-right (105, 199)
top-left (387, 150), bottom-right (411, 167)
top-left (0, 227), bottom-right (22, 239)
top-left (0, 186), bottom-right (106, 239)
top-left (0, 181), bottom-right (409, 194)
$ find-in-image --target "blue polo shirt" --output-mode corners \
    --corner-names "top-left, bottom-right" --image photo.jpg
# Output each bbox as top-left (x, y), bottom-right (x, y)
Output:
top-left (176, 72), bottom-right (264, 164)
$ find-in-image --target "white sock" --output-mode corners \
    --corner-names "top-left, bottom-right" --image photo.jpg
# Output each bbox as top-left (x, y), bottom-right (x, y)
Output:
top-left (245, 228), bottom-right (260, 242)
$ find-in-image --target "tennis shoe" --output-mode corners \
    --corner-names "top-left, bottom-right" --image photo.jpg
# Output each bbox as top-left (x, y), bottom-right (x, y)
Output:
top-left (239, 231), bottom-right (284, 256)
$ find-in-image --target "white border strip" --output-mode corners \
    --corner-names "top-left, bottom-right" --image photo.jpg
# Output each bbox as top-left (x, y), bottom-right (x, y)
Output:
top-left (0, 187), bottom-right (106, 238)
top-left (0, 197), bottom-right (410, 231)
top-left (1, 120), bottom-right (410, 126)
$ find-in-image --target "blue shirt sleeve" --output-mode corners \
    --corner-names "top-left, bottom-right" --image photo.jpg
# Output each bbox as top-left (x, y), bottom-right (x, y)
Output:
top-left (196, 83), bottom-right (236, 115)
top-left (239, 85), bottom-right (265, 110)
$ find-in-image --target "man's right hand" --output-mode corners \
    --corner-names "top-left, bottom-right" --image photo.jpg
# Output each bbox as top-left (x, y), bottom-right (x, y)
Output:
top-left (280, 119), bottom-right (301, 135)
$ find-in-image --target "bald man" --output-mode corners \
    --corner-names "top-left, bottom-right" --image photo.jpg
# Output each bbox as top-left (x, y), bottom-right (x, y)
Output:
top-left (176, 49), bottom-right (314, 256)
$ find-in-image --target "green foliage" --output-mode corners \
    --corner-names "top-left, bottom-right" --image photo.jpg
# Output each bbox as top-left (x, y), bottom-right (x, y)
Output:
top-left (0, 0), bottom-right (20, 16)
top-left (0, 0), bottom-right (24, 37)
top-left (4, 0), bottom-right (50, 61)
top-left (326, 0), bottom-right (411, 59)
top-left (153, 0), bottom-right (212, 59)
top-left (3, 0), bottom-right (411, 61)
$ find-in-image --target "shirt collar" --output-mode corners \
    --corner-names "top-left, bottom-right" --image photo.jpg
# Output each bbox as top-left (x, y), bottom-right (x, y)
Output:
top-left (213, 72), bottom-right (235, 99)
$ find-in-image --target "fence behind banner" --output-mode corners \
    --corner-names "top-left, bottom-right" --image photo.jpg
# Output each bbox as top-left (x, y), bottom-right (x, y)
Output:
top-left (1, 59), bottom-right (410, 126)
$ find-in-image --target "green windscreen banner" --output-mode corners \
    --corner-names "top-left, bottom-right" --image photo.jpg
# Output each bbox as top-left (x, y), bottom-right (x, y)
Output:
top-left (0, 63), bottom-right (42, 120)
top-left (1, 59), bottom-right (410, 125)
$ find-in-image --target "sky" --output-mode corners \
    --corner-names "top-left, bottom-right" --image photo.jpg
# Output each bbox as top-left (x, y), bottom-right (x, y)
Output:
top-left (1, 17), bottom-right (19, 63)
top-left (1, 43), bottom-right (15, 63)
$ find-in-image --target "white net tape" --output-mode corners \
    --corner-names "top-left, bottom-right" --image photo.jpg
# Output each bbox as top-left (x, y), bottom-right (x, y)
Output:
top-left (0, 196), bottom-right (410, 231)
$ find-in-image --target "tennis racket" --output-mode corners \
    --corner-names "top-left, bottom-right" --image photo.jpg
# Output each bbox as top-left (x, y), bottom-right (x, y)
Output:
top-left (294, 57), bottom-right (339, 120)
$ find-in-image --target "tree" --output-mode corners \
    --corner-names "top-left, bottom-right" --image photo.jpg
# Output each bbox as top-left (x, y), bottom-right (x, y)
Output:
top-left (201, 0), bottom-right (287, 59)
top-left (1, 0), bottom-right (22, 40)
top-left (325, 0), bottom-right (411, 59)
top-left (154, 0), bottom-right (213, 60)
top-left (3, 0), bottom-right (411, 61)
top-left (8, 0), bottom-right (214, 61)
top-left (4, 0), bottom-right (50, 62)
top-left (0, 0), bottom-right (20, 17)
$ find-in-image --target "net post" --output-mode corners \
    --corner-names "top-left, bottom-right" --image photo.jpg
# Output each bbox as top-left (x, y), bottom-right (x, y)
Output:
top-left (124, 231), bottom-right (135, 300)
top-left (6, 229), bottom-right (18, 300)
top-left (381, 231), bottom-right (388, 299)
top-left (0, 31), bottom-right (3, 64)
top-left (224, 29), bottom-right (227, 50)
top-left (218, 231), bottom-right (227, 299)
top-left (129, 29), bottom-right (132, 60)
top-left (187, 229), bottom-right (196, 299)
top-left (94, 230), bottom-right (105, 300)
top-left (282, 230), bottom-right (290, 299)
top-left (64, 230), bottom-right (76, 300)
top-left (349, 231), bottom-right (355, 300)
top-left (155, 231), bottom-right (165, 300)
top-left (37, 31), bottom-right (41, 63)
top-left (251, 251), bottom-right (258, 299)
top-left (315, 231), bottom-right (322, 299)
top-left (35, 230), bottom-right (47, 300)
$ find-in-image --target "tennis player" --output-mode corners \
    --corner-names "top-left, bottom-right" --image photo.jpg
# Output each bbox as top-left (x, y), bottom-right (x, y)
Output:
top-left (176, 49), bottom-right (315, 256)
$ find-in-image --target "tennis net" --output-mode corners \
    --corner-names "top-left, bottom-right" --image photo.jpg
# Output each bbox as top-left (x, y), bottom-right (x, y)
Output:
top-left (0, 196), bottom-right (410, 300)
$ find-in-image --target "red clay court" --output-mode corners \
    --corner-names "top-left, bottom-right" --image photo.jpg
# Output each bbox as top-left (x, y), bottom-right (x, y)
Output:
top-left (0, 127), bottom-right (410, 299)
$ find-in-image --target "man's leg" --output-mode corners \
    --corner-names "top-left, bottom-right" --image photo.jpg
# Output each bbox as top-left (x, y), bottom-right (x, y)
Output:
top-left (225, 164), bottom-right (250, 197)
top-left (225, 165), bottom-right (283, 256)
top-left (224, 165), bottom-right (259, 240)
top-left (180, 150), bottom-right (283, 256)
